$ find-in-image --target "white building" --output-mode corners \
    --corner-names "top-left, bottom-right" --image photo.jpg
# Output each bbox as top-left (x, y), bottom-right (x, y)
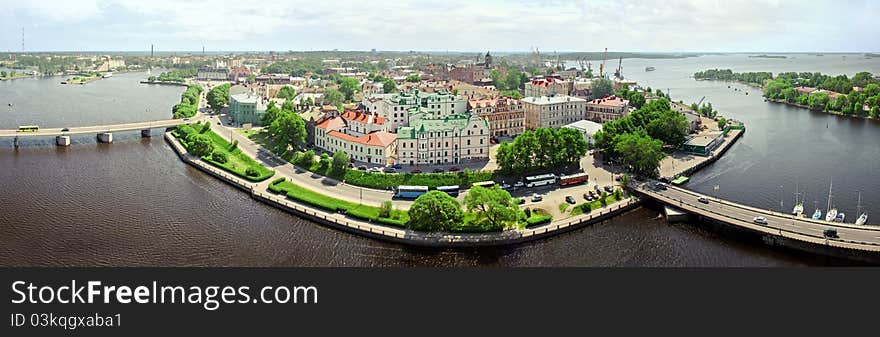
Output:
top-left (365, 90), bottom-right (466, 130)
top-left (521, 95), bottom-right (587, 130)
top-left (314, 110), bottom-right (397, 165)
top-left (563, 120), bottom-right (603, 145)
top-left (396, 112), bottom-right (490, 166)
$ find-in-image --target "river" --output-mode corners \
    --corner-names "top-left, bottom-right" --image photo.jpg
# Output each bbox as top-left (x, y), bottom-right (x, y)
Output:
top-left (1, 58), bottom-right (878, 266)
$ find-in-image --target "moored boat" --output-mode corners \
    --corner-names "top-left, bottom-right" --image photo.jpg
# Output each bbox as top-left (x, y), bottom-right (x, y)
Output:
top-left (856, 213), bottom-right (868, 225)
top-left (811, 209), bottom-right (822, 220)
top-left (834, 212), bottom-right (845, 222)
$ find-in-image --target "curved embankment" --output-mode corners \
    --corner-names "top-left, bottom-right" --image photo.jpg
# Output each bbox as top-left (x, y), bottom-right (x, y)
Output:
top-left (164, 131), bottom-right (641, 247)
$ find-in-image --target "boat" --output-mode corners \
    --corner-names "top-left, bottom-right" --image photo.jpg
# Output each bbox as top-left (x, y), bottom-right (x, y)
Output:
top-left (645, 66), bottom-right (655, 72)
top-left (103, 72), bottom-right (113, 78)
top-left (792, 185), bottom-right (804, 216)
top-left (811, 208), bottom-right (822, 220)
top-left (855, 192), bottom-right (867, 225)
top-left (824, 179), bottom-right (837, 222)
top-left (834, 213), bottom-right (845, 222)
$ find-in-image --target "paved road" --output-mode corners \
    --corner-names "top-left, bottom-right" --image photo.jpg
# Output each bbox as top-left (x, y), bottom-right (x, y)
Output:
top-left (635, 181), bottom-right (880, 247)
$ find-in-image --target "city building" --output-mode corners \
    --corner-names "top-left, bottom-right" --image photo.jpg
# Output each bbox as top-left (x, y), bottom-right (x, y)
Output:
top-left (525, 77), bottom-right (573, 97)
top-left (362, 81), bottom-right (385, 97)
top-left (449, 80), bottom-right (498, 100)
top-left (314, 110), bottom-right (397, 165)
top-left (562, 120), bottom-right (603, 145)
top-left (396, 113), bottom-right (490, 165)
top-left (468, 96), bottom-right (525, 137)
top-left (522, 95), bottom-right (587, 129)
top-left (586, 95), bottom-right (630, 123)
top-left (197, 67), bottom-right (229, 81)
top-left (367, 90), bottom-right (466, 130)
top-left (683, 132), bottom-right (724, 156)
top-left (228, 93), bottom-right (267, 126)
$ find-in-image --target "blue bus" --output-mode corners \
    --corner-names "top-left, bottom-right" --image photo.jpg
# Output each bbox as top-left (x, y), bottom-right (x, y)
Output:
top-left (392, 185), bottom-right (429, 200)
top-left (436, 185), bottom-right (460, 197)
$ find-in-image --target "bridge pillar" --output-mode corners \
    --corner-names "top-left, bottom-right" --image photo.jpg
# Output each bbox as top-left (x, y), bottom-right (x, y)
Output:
top-left (141, 129), bottom-right (152, 137)
top-left (97, 132), bottom-right (113, 143)
top-left (14, 136), bottom-right (19, 148)
top-left (56, 135), bottom-right (71, 146)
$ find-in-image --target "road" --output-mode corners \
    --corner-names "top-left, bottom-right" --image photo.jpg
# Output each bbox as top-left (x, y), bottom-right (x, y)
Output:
top-left (0, 116), bottom-right (207, 138)
top-left (635, 181), bottom-right (880, 247)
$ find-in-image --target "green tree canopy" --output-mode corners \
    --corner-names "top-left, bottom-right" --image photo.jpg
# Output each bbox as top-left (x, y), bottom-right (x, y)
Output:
top-left (267, 110), bottom-right (307, 154)
top-left (331, 150), bottom-right (349, 174)
top-left (405, 74), bottom-right (421, 82)
top-left (261, 101), bottom-right (281, 125)
top-left (592, 78), bottom-right (614, 99)
top-left (277, 86), bottom-right (297, 101)
top-left (463, 186), bottom-right (525, 230)
top-left (407, 191), bottom-right (463, 231)
top-left (187, 133), bottom-right (215, 158)
top-left (337, 77), bottom-right (360, 101)
top-left (206, 83), bottom-right (231, 113)
top-left (323, 88), bottom-right (344, 107)
top-left (614, 133), bottom-right (664, 177)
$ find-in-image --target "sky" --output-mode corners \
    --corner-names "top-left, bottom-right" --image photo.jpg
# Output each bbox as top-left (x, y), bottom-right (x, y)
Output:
top-left (1, 0), bottom-right (878, 53)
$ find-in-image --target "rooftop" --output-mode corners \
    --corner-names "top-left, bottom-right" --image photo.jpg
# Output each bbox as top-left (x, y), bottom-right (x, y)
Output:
top-left (397, 113), bottom-right (487, 139)
top-left (521, 95), bottom-right (585, 105)
top-left (328, 130), bottom-right (396, 147)
top-left (341, 110), bottom-right (386, 125)
top-left (563, 119), bottom-right (603, 135)
top-left (588, 95), bottom-right (629, 107)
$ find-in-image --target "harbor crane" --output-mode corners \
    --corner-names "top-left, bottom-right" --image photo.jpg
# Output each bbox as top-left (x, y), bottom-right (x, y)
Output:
top-left (614, 57), bottom-right (623, 80)
top-left (599, 48), bottom-right (608, 79)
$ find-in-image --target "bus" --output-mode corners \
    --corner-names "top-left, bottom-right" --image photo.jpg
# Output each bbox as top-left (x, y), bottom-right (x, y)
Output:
top-left (17, 125), bottom-right (39, 133)
top-left (436, 185), bottom-right (460, 197)
top-left (525, 174), bottom-right (557, 188)
top-left (470, 181), bottom-right (496, 189)
top-left (558, 173), bottom-right (589, 186)
top-left (392, 185), bottom-right (429, 200)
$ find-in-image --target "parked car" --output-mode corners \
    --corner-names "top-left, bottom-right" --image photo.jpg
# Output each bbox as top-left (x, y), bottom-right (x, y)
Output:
top-left (382, 167), bottom-right (397, 173)
top-left (655, 182), bottom-right (668, 190)
top-left (357, 165), bottom-right (367, 171)
top-left (604, 185), bottom-right (613, 193)
top-left (517, 198), bottom-right (525, 205)
top-left (410, 168), bottom-right (422, 174)
top-left (369, 167), bottom-right (382, 173)
top-left (60, 127), bottom-right (70, 132)
top-left (513, 181), bottom-right (525, 189)
top-left (588, 149), bottom-right (595, 155)
top-left (583, 193), bottom-right (593, 201)
top-left (391, 164), bottom-right (403, 169)
top-left (565, 196), bottom-right (576, 204)
top-left (433, 168), bottom-right (444, 173)
top-left (449, 166), bottom-right (460, 172)
top-left (698, 197), bottom-right (709, 204)
top-left (500, 183), bottom-right (511, 190)
top-left (753, 216), bottom-right (768, 225)
top-left (217, 121), bottom-right (221, 125)
top-left (589, 190), bottom-right (598, 198)
top-left (183, 118), bottom-right (190, 122)
top-left (531, 194), bottom-right (543, 202)
top-left (348, 163), bottom-right (355, 168)
top-left (823, 229), bottom-right (839, 239)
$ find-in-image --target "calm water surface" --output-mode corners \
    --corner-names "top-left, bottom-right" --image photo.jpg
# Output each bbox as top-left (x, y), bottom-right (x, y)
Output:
top-left (1, 57), bottom-right (879, 266)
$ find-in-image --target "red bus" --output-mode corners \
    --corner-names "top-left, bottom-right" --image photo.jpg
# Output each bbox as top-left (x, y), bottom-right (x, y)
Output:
top-left (558, 173), bottom-right (589, 186)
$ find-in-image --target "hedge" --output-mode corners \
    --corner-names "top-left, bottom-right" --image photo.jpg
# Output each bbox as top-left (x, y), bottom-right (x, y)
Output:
top-left (270, 180), bottom-right (409, 227)
top-left (525, 214), bottom-right (553, 227)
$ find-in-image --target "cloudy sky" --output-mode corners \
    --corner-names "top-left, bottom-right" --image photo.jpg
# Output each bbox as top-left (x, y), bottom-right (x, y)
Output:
top-left (1, 0), bottom-right (878, 52)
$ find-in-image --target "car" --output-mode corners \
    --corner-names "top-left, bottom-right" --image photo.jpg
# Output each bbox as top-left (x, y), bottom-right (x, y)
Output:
top-left (698, 197), bottom-right (709, 204)
top-left (615, 175), bottom-right (622, 181)
top-left (604, 185), bottom-right (613, 193)
top-left (449, 166), bottom-right (460, 172)
top-left (513, 181), bottom-right (525, 188)
top-left (823, 229), bottom-right (839, 239)
top-left (217, 121), bottom-right (221, 125)
top-left (565, 196), bottom-right (576, 204)
top-left (589, 190), bottom-right (598, 198)
top-left (369, 167), bottom-right (382, 173)
top-left (500, 183), bottom-right (511, 190)
top-left (392, 164), bottom-right (403, 169)
top-left (531, 194), bottom-right (543, 202)
top-left (382, 167), bottom-right (397, 173)
top-left (433, 168), bottom-right (444, 173)
top-left (348, 163), bottom-right (355, 168)
top-left (60, 127), bottom-right (70, 132)
top-left (410, 168), bottom-right (422, 174)
top-left (753, 216), bottom-right (768, 225)
top-left (516, 198), bottom-right (525, 205)
top-left (357, 165), bottom-right (367, 171)
top-left (583, 193), bottom-right (593, 201)
top-left (588, 149), bottom-right (595, 155)
top-left (183, 118), bottom-right (190, 121)
top-left (655, 182), bottom-right (668, 190)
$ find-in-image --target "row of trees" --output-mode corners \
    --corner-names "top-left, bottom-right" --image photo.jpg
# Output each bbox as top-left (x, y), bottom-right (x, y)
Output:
top-left (148, 68), bottom-right (198, 83)
top-left (775, 71), bottom-right (878, 95)
top-left (765, 79), bottom-right (880, 117)
top-left (489, 69), bottom-right (530, 94)
top-left (616, 85), bottom-right (646, 109)
top-left (172, 85), bottom-right (203, 119)
top-left (261, 59), bottom-right (324, 77)
top-left (407, 186), bottom-right (523, 232)
top-left (495, 128), bottom-right (588, 174)
top-left (593, 98), bottom-right (688, 177)
top-left (693, 69), bottom-right (773, 85)
top-left (206, 83), bottom-right (231, 112)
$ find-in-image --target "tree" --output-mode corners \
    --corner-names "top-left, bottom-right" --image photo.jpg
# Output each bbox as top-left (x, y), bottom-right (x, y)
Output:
top-left (337, 77), bottom-right (360, 101)
top-left (557, 127), bottom-right (588, 164)
top-left (211, 151), bottom-right (228, 163)
top-left (614, 133), bottom-right (664, 177)
top-left (717, 118), bottom-right (728, 130)
top-left (267, 111), bottom-right (307, 154)
top-left (500, 90), bottom-right (524, 99)
top-left (331, 150), bottom-right (349, 174)
top-left (463, 186), bottom-right (525, 230)
top-left (379, 201), bottom-right (393, 218)
top-left (323, 88), bottom-right (344, 107)
top-left (405, 74), bottom-right (421, 82)
top-left (206, 83), bottom-right (231, 113)
top-left (281, 99), bottom-right (294, 112)
top-left (187, 134), bottom-right (215, 158)
top-left (645, 109), bottom-right (689, 148)
top-left (407, 191), bottom-right (463, 231)
top-left (277, 86), bottom-right (297, 101)
top-left (627, 91), bottom-right (646, 109)
top-left (298, 149), bottom-right (316, 168)
top-left (591, 78), bottom-right (615, 99)
top-left (808, 92), bottom-right (829, 110)
top-left (246, 74), bottom-right (256, 84)
top-left (381, 77), bottom-right (398, 93)
top-left (261, 101), bottom-right (281, 125)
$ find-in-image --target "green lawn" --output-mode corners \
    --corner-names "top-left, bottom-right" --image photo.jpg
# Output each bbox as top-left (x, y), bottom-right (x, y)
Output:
top-left (175, 126), bottom-right (274, 182)
top-left (268, 179), bottom-right (409, 227)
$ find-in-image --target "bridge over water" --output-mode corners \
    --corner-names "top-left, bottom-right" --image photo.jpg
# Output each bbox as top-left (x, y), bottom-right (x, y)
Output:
top-left (1, 115), bottom-right (205, 145)
top-left (634, 181), bottom-right (880, 261)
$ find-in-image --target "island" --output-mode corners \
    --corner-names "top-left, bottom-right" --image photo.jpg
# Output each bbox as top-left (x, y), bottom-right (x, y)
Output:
top-left (749, 54), bottom-right (788, 59)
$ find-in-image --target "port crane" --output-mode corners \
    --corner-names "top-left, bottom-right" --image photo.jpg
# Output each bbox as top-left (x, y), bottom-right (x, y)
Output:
top-left (599, 48), bottom-right (608, 79)
top-left (613, 57), bottom-right (623, 80)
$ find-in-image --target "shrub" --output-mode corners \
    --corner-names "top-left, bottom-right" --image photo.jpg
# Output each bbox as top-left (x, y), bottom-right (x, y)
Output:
top-left (246, 167), bottom-right (260, 177)
top-left (230, 139), bottom-right (238, 151)
top-left (199, 122), bottom-right (211, 134)
top-left (525, 214), bottom-right (553, 226)
top-left (211, 151), bottom-right (228, 163)
top-left (379, 201), bottom-right (393, 218)
top-left (270, 177), bottom-right (286, 186)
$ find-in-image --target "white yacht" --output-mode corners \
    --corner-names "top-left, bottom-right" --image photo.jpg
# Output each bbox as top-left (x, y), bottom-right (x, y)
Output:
top-left (824, 179), bottom-right (837, 222)
top-left (855, 192), bottom-right (868, 225)
top-left (792, 184), bottom-right (804, 216)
